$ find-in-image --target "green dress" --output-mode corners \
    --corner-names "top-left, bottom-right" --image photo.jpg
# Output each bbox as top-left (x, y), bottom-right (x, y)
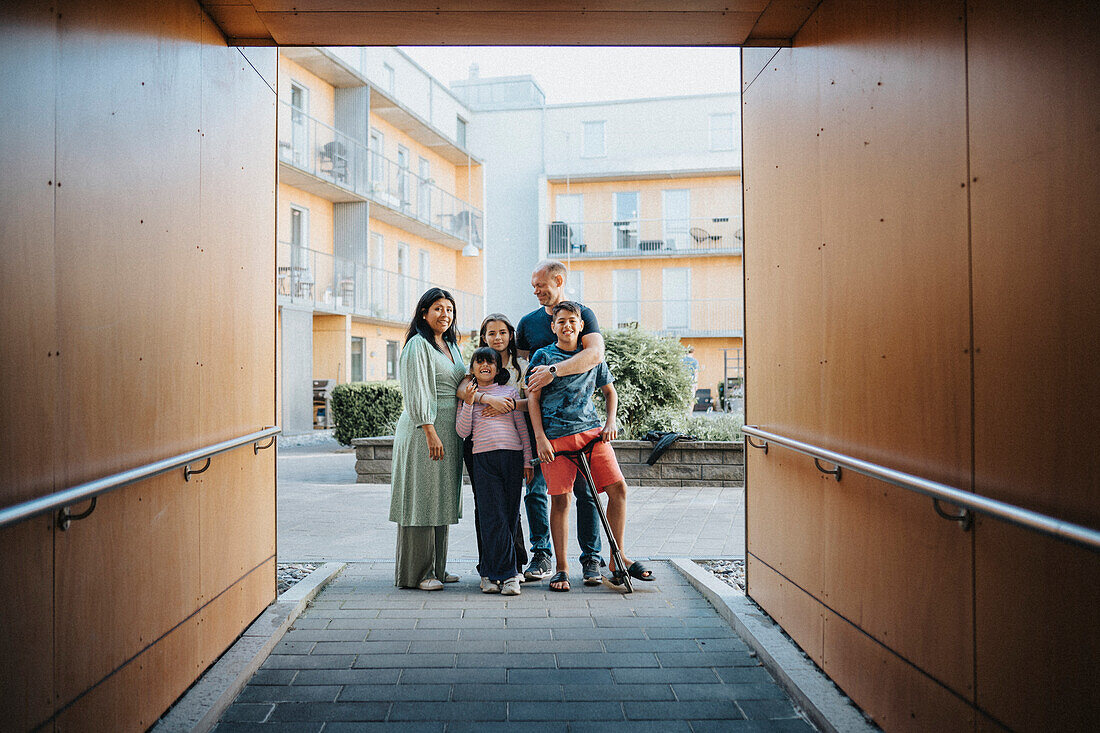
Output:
top-left (389, 335), bottom-right (466, 586)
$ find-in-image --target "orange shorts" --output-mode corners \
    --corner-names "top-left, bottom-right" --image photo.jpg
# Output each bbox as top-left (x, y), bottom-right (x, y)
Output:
top-left (543, 427), bottom-right (625, 495)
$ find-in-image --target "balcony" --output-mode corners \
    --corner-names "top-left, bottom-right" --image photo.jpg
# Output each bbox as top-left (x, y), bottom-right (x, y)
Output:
top-left (548, 217), bottom-right (742, 259)
top-left (277, 242), bottom-right (483, 333)
top-left (277, 100), bottom-right (483, 251)
top-left (584, 298), bottom-right (743, 339)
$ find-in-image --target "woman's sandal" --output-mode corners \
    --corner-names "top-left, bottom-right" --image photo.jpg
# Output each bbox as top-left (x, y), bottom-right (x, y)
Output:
top-left (549, 570), bottom-right (570, 592)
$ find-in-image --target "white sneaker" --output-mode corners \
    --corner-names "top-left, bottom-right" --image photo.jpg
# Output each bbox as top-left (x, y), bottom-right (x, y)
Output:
top-left (418, 578), bottom-right (443, 591)
top-left (480, 576), bottom-right (500, 594)
top-left (501, 576), bottom-right (521, 596)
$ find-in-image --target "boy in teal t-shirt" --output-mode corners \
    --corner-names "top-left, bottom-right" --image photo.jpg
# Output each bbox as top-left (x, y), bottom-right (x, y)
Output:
top-left (527, 301), bottom-right (656, 592)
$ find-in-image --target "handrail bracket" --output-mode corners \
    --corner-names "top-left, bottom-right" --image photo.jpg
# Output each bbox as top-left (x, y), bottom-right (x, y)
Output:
top-left (814, 457), bottom-right (842, 481)
top-left (933, 498), bottom-right (973, 531)
top-left (58, 497), bottom-right (97, 531)
top-left (745, 436), bottom-right (768, 454)
top-left (254, 435), bottom-right (276, 454)
top-left (183, 457), bottom-right (212, 482)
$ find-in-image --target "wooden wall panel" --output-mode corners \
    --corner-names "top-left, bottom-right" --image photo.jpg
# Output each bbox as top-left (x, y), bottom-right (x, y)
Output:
top-left (968, 2), bottom-right (1100, 730)
top-left (53, 0), bottom-right (204, 489)
top-left (0, 0), bottom-right (59, 507)
top-left (0, 519), bottom-right (54, 731)
top-left (745, 556), bottom-right (826, 665)
top-left (54, 473), bottom-right (202, 709)
top-left (823, 610), bottom-right (975, 733)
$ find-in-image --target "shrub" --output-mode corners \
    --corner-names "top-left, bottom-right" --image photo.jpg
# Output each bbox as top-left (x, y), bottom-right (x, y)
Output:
top-left (633, 408), bottom-right (744, 442)
top-left (599, 327), bottom-right (693, 438)
top-left (331, 381), bottom-right (403, 445)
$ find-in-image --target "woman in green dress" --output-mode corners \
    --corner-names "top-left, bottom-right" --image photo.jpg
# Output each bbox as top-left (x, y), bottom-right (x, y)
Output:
top-left (390, 287), bottom-right (468, 590)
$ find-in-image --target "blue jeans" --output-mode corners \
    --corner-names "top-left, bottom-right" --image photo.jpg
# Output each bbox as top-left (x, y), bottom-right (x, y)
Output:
top-left (524, 463), bottom-right (602, 562)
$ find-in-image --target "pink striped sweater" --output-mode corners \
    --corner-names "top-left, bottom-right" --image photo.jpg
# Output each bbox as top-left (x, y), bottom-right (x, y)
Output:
top-left (455, 384), bottom-right (532, 462)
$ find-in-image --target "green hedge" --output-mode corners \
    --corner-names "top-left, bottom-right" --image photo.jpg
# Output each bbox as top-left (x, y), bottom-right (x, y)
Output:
top-left (331, 381), bottom-right (403, 446)
top-left (600, 327), bottom-right (693, 438)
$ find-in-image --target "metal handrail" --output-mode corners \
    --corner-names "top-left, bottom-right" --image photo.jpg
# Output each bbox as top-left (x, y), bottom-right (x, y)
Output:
top-left (742, 425), bottom-right (1100, 552)
top-left (0, 426), bottom-right (280, 531)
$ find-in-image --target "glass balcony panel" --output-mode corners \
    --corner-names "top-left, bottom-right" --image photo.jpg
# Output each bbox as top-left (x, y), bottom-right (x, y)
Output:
top-left (547, 216), bottom-right (742, 258)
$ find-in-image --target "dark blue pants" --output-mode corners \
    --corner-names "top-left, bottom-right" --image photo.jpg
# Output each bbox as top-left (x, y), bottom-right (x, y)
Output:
top-left (470, 449), bottom-right (525, 582)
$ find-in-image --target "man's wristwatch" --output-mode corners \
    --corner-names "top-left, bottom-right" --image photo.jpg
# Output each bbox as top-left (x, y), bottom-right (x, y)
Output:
top-left (548, 365), bottom-right (557, 375)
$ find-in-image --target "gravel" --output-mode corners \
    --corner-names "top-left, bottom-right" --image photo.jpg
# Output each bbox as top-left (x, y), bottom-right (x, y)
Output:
top-left (277, 562), bottom-right (321, 595)
top-left (696, 558), bottom-right (745, 592)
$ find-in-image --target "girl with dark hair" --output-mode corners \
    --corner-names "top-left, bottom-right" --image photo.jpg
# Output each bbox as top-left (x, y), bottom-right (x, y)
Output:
top-left (389, 288), bottom-right (466, 590)
top-left (456, 348), bottom-right (532, 595)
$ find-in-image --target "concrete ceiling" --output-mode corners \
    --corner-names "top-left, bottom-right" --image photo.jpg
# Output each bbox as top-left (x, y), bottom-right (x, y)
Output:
top-left (199, 1), bottom-right (820, 47)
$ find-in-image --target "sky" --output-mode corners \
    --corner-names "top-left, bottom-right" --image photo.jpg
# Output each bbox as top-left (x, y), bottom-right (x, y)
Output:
top-left (399, 46), bottom-right (741, 105)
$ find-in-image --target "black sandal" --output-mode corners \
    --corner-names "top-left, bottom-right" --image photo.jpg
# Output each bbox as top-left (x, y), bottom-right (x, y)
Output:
top-left (627, 561), bottom-right (656, 581)
top-left (549, 570), bottom-right (570, 592)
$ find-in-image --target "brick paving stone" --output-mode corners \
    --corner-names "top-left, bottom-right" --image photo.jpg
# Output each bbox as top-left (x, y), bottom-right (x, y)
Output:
top-left (337, 683), bottom-right (450, 701)
top-left (266, 701), bottom-right (390, 721)
top-left (570, 722), bottom-right (692, 733)
top-left (673, 683), bottom-right (790, 701)
top-left (213, 723), bottom-right (323, 733)
top-left (690, 720), bottom-right (816, 732)
top-left (292, 669), bottom-right (400, 685)
top-left (351, 652), bottom-right (456, 668)
top-left (450, 683), bottom-right (563, 701)
top-left (444, 724), bottom-right (567, 733)
top-left (714, 666), bottom-right (776, 684)
top-left (324, 725), bottom-right (443, 733)
top-left (560, 683), bottom-right (675, 701)
top-left (737, 698), bottom-right (804, 720)
top-left (456, 652), bottom-right (557, 668)
top-left (625, 700), bottom-right (744, 720)
top-left (399, 668), bottom-right (506, 684)
top-left (555, 651), bottom-right (659, 668)
top-left (508, 701), bottom-right (625, 721)
top-left (236, 684), bottom-right (340, 703)
top-left (220, 703), bottom-right (272, 722)
top-left (388, 701), bottom-right (507, 721)
top-left (249, 669), bottom-right (296, 685)
top-left (612, 667), bottom-right (721, 684)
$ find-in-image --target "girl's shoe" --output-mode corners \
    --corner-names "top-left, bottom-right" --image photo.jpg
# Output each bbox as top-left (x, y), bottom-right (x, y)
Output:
top-left (418, 578), bottom-right (444, 591)
top-left (480, 576), bottom-right (500, 594)
top-left (501, 576), bottom-right (522, 596)
top-left (443, 572), bottom-right (460, 583)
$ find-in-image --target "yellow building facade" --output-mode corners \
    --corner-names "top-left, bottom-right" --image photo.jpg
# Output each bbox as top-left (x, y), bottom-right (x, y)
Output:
top-left (276, 49), bottom-right (484, 433)
top-left (548, 173), bottom-right (744, 405)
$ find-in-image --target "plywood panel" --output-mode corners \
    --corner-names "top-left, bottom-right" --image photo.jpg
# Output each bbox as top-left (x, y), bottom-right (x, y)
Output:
top-left (968, 0), bottom-right (1100, 524)
top-left (974, 519), bottom-right (1100, 731)
top-left (746, 453), bottom-right (825, 596)
top-left (55, 612), bottom-right (202, 733)
top-left (197, 14), bottom-right (277, 442)
top-left (53, 0), bottom-right (204, 489)
top-left (54, 473), bottom-right (202, 707)
top-left (746, 555), bottom-right (825, 666)
top-left (821, 472), bottom-right (973, 697)
top-left (0, 0), bottom-right (59, 507)
top-left (0, 518), bottom-right (54, 731)
top-left (817, 0), bottom-right (970, 484)
top-left (823, 609), bottom-right (975, 733)
top-left (741, 42), bottom-right (824, 441)
top-left (199, 556), bottom-right (276, 669)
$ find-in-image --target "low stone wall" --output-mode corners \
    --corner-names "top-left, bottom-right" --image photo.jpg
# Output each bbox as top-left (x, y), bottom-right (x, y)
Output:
top-left (352, 436), bottom-right (744, 488)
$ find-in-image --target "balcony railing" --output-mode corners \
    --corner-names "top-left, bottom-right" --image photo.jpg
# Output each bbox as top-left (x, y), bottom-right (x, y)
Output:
top-left (277, 242), bottom-right (483, 332)
top-left (548, 216), bottom-right (742, 258)
top-left (277, 100), bottom-right (483, 248)
top-left (583, 298), bottom-right (743, 338)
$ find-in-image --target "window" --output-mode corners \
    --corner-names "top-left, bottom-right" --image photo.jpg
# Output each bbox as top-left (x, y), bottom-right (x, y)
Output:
top-left (289, 205), bottom-right (311, 298)
top-left (566, 270), bottom-right (585, 302)
top-left (613, 192), bottom-right (639, 250)
top-left (386, 341), bottom-right (399, 380)
top-left (350, 337), bottom-right (365, 382)
top-left (397, 146), bottom-right (410, 205)
top-left (418, 249), bottom-right (430, 292)
top-left (369, 128), bottom-right (384, 185)
top-left (552, 194), bottom-right (584, 253)
top-left (456, 116), bottom-right (468, 148)
top-left (417, 157), bottom-right (431, 221)
top-left (582, 120), bottom-right (606, 158)
top-left (397, 243), bottom-right (410, 317)
top-left (382, 62), bottom-right (395, 94)
top-left (662, 189), bottom-right (691, 250)
top-left (663, 268), bottom-right (691, 331)
top-left (289, 82), bottom-right (309, 165)
top-left (612, 269), bottom-right (640, 328)
top-left (709, 113), bottom-right (735, 151)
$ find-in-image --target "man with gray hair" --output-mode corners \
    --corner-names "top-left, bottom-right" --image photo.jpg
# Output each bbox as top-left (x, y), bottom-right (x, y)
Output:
top-left (515, 260), bottom-right (606, 585)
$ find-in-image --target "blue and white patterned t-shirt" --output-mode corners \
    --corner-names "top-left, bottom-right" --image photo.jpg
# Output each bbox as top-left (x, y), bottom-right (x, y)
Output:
top-left (527, 344), bottom-right (613, 440)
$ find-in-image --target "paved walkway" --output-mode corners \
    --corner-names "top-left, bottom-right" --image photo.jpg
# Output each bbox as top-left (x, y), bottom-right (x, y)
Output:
top-left (277, 440), bottom-right (745, 562)
top-left (213, 561), bottom-right (814, 732)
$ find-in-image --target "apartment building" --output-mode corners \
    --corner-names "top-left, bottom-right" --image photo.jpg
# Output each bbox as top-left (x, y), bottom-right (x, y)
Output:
top-left (277, 48), bottom-right (485, 433)
top-left (453, 73), bottom-right (743, 402)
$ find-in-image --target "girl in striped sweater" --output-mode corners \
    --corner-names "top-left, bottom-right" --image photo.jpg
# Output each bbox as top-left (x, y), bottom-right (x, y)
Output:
top-left (457, 347), bottom-right (534, 595)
